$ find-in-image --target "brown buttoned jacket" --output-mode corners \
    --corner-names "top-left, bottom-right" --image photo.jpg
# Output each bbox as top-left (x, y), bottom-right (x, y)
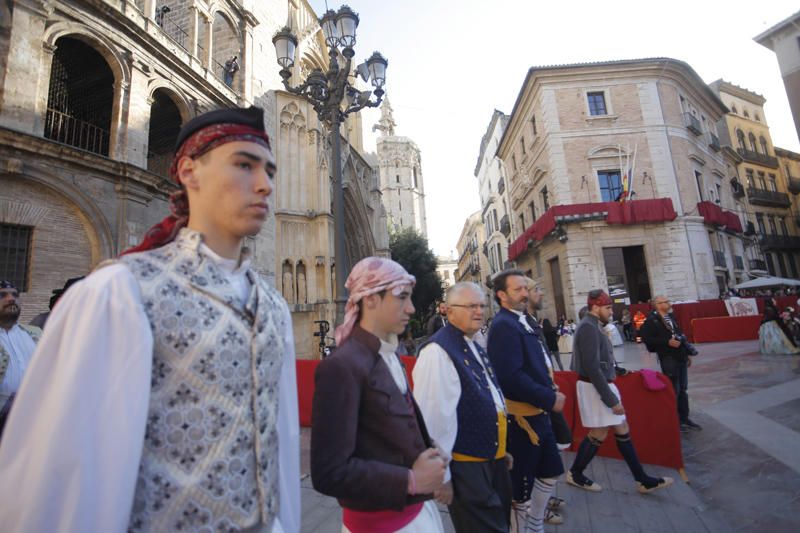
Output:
top-left (310, 325), bottom-right (434, 511)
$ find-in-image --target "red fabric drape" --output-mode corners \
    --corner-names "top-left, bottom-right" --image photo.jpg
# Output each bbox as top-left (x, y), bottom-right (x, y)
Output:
top-left (295, 361), bottom-right (685, 471)
top-left (606, 198), bottom-right (677, 225)
top-left (692, 315), bottom-right (761, 343)
top-left (696, 201), bottom-right (743, 233)
top-left (566, 370), bottom-right (684, 470)
top-left (508, 199), bottom-right (678, 261)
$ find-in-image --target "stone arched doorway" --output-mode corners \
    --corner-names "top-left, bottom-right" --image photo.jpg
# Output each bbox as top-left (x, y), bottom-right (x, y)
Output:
top-left (147, 89), bottom-right (183, 178)
top-left (44, 37), bottom-right (114, 156)
top-left (0, 176), bottom-right (101, 323)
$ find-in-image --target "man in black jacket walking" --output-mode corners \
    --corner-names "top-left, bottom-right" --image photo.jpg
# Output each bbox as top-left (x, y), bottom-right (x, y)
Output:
top-left (639, 296), bottom-right (701, 432)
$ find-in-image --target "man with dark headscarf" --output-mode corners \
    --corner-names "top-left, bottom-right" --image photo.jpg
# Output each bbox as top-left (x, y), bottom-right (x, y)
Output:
top-left (0, 107), bottom-right (300, 532)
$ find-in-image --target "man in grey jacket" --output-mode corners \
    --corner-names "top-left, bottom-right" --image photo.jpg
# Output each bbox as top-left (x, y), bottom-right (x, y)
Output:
top-left (567, 289), bottom-right (673, 494)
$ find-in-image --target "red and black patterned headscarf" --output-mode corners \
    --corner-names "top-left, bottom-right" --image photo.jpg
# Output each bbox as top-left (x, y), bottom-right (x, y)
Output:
top-left (121, 106), bottom-right (271, 255)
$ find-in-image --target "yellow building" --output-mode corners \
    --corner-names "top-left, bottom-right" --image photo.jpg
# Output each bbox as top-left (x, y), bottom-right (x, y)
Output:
top-left (710, 80), bottom-right (800, 278)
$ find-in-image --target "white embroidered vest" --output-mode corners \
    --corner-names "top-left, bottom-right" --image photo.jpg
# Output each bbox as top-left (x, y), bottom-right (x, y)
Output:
top-left (121, 229), bottom-right (285, 532)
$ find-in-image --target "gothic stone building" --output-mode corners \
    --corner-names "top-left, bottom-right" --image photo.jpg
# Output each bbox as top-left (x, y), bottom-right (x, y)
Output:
top-left (374, 98), bottom-right (427, 236)
top-left (0, 0), bottom-right (389, 358)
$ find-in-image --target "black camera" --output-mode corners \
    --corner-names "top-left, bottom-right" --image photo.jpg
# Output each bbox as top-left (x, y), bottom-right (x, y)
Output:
top-left (675, 334), bottom-right (699, 356)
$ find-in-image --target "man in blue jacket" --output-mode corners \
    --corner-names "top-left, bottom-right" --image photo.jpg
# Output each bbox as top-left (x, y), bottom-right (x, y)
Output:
top-left (488, 270), bottom-right (566, 533)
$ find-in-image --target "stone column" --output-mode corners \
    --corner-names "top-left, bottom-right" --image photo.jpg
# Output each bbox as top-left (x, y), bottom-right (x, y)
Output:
top-left (109, 77), bottom-right (131, 162)
top-left (188, 5), bottom-right (198, 59)
top-left (124, 58), bottom-right (152, 168)
top-left (240, 24), bottom-right (253, 104)
top-left (0, 0), bottom-right (52, 135)
top-left (143, 0), bottom-right (156, 20)
top-left (203, 15), bottom-right (213, 69)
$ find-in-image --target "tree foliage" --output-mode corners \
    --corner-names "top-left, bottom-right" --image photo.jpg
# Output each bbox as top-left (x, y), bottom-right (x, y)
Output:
top-left (389, 227), bottom-right (444, 332)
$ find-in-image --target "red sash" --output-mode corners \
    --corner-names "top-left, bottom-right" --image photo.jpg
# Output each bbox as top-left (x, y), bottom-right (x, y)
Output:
top-left (342, 503), bottom-right (424, 533)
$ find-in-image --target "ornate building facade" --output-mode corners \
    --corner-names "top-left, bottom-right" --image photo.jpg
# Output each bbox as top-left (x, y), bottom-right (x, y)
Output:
top-left (755, 10), bottom-right (800, 143)
top-left (374, 98), bottom-right (428, 236)
top-left (454, 210), bottom-right (491, 309)
top-left (710, 79), bottom-right (800, 280)
top-left (475, 109), bottom-right (512, 282)
top-left (0, 0), bottom-right (389, 357)
top-left (498, 58), bottom-right (755, 322)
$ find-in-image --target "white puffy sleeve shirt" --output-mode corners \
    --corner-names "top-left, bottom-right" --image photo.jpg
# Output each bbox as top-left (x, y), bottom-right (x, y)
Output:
top-left (0, 263), bottom-right (300, 533)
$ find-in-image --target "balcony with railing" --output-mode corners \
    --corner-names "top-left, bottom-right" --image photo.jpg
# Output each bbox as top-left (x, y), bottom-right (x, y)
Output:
top-left (708, 132), bottom-right (721, 152)
top-left (788, 175), bottom-right (800, 195)
top-left (737, 148), bottom-right (779, 168)
top-left (758, 234), bottom-right (800, 251)
top-left (500, 214), bottom-right (511, 237)
top-left (731, 178), bottom-right (745, 199)
top-left (497, 177), bottom-right (505, 195)
top-left (712, 250), bottom-right (727, 269)
top-left (749, 258), bottom-right (768, 271)
top-left (746, 187), bottom-right (791, 208)
top-left (684, 113), bottom-right (702, 135)
top-left (733, 255), bottom-right (745, 270)
top-left (44, 109), bottom-right (111, 156)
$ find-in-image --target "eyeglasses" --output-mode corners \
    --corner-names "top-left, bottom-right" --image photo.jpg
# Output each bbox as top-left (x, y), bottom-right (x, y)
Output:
top-left (449, 303), bottom-right (488, 311)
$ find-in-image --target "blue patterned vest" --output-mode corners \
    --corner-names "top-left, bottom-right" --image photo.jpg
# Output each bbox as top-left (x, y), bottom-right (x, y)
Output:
top-left (423, 324), bottom-right (504, 458)
top-left (120, 229), bottom-right (286, 532)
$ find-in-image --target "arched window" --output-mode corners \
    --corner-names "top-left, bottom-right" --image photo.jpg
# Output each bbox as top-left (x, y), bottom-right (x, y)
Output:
top-left (760, 136), bottom-right (769, 156)
top-left (731, 104), bottom-right (738, 114)
top-left (736, 129), bottom-right (746, 150)
top-left (147, 89), bottom-right (183, 177)
top-left (282, 260), bottom-right (295, 304)
top-left (755, 113), bottom-right (761, 122)
top-left (296, 261), bottom-right (307, 304)
top-left (212, 11), bottom-right (241, 88)
top-left (748, 132), bottom-right (758, 153)
top-left (744, 109), bottom-right (750, 119)
top-left (45, 37), bottom-right (114, 156)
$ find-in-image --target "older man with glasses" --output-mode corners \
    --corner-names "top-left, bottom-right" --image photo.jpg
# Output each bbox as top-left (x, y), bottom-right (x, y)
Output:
top-left (414, 282), bottom-right (512, 532)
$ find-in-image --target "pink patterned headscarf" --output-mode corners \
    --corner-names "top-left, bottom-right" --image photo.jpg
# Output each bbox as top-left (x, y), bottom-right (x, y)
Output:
top-left (334, 257), bottom-right (416, 346)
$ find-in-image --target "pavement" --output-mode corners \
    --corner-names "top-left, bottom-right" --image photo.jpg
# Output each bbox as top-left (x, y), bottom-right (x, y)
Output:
top-left (299, 340), bottom-right (800, 532)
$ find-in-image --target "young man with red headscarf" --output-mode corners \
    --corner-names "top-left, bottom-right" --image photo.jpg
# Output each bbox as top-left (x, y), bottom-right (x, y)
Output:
top-left (311, 256), bottom-right (447, 533)
top-left (568, 289), bottom-right (672, 495)
top-left (0, 107), bottom-right (300, 532)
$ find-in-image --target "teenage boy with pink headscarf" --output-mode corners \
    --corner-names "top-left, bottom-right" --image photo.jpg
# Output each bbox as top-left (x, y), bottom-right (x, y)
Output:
top-left (311, 256), bottom-right (447, 533)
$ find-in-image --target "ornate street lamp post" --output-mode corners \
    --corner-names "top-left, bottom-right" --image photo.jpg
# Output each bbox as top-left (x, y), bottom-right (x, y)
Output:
top-left (273, 5), bottom-right (388, 329)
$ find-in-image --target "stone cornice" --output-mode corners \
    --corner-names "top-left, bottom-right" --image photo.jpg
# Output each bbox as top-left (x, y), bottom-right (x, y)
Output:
top-left (0, 126), bottom-right (176, 195)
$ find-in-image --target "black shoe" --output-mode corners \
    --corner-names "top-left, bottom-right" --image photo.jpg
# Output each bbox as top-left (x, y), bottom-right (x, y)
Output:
top-left (680, 423), bottom-right (690, 433)
top-left (684, 419), bottom-right (702, 430)
top-left (637, 476), bottom-right (674, 494)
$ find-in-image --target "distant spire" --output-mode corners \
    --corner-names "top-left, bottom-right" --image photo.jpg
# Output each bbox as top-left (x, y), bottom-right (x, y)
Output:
top-left (372, 97), bottom-right (396, 136)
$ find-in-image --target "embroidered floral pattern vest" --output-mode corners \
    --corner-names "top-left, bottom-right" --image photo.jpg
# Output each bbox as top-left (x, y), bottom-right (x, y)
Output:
top-left (121, 229), bottom-right (285, 532)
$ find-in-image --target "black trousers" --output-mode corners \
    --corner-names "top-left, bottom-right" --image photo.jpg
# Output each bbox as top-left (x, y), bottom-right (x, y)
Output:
top-left (449, 458), bottom-right (512, 533)
top-left (659, 355), bottom-right (690, 423)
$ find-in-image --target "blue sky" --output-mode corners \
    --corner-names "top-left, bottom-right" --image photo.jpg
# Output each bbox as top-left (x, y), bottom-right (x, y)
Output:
top-left (308, 0), bottom-right (800, 256)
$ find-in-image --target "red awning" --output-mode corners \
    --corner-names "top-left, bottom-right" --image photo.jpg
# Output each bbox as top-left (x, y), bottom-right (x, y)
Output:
top-left (508, 198), bottom-right (678, 261)
top-left (697, 201), bottom-right (743, 233)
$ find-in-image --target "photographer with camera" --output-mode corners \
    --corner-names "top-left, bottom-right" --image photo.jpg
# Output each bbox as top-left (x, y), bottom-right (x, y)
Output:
top-left (639, 296), bottom-right (702, 433)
